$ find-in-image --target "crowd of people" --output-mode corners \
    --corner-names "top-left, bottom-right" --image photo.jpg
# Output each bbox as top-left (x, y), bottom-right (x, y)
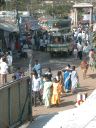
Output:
top-left (72, 25), bottom-right (96, 79)
top-left (0, 50), bottom-right (13, 85)
top-left (0, 49), bottom-right (25, 85)
top-left (22, 31), bottom-right (53, 53)
top-left (30, 24), bottom-right (96, 108)
top-left (31, 46), bottom-right (96, 108)
top-left (0, 23), bottom-right (96, 111)
top-left (31, 60), bottom-right (79, 108)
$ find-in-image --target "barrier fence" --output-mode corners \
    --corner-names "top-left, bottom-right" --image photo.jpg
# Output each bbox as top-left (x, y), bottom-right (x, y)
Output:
top-left (0, 76), bottom-right (32, 128)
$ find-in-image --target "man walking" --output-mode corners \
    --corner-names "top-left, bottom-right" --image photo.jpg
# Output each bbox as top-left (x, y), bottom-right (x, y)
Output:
top-left (32, 60), bottom-right (42, 77)
top-left (7, 52), bottom-right (13, 74)
top-left (0, 57), bottom-right (8, 85)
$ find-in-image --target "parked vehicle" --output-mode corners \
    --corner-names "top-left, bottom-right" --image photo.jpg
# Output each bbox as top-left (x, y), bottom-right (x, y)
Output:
top-left (47, 32), bottom-right (73, 57)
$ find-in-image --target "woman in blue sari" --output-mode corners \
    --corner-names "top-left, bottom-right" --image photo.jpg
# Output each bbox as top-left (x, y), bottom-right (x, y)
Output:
top-left (63, 64), bottom-right (71, 93)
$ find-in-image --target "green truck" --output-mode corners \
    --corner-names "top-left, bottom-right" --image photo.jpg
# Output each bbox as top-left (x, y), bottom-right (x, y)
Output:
top-left (47, 32), bottom-right (73, 57)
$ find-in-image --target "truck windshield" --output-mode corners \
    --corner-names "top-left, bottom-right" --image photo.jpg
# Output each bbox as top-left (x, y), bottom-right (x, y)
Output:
top-left (51, 35), bottom-right (72, 44)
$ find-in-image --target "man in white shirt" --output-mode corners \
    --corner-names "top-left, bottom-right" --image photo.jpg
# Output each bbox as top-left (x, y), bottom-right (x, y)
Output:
top-left (7, 52), bottom-right (13, 74)
top-left (31, 36), bottom-right (35, 50)
top-left (44, 38), bottom-right (48, 52)
top-left (77, 32), bottom-right (82, 44)
top-left (40, 38), bottom-right (45, 51)
top-left (74, 30), bottom-right (78, 42)
top-left (77, 42), bottom-right (83, 60)
top-left (0, 57), bottom-right (8, 85)
top-left (82, 31), bottom-right (86, 43)
top-left (32, 70), bottom-right (43, 106)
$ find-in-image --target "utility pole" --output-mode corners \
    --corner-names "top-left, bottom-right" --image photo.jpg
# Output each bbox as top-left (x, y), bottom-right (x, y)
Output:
top-left (16, 0), bottom-right (19, 28)
top-left (16, 0), bottom-right (33, 121)
top-left (16, 0), bottom-right (22, 43)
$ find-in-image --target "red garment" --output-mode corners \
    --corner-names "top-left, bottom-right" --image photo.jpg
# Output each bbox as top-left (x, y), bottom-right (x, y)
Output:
top-left (80, 60), bottom-right (88, 69)
top-left (15, 41), bottom-right (20, 50)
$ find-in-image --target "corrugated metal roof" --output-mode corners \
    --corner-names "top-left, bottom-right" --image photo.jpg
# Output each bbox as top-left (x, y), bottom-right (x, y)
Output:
top-left (0, 23), bottom-right (19, 32)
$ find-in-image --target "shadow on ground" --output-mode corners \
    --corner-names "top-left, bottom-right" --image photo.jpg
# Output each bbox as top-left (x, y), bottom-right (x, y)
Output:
top-left (87, 73), bottom-right (96, 79)
top-left (58, 101), bottom-right (75, 107)
top-left (77, 87), bottom-right (94, 93)
top-left (28, 113), bottom-right (58, 128)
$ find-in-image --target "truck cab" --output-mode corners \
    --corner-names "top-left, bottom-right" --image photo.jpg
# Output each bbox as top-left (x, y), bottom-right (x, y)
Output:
top-left (47, 32), bottom-right (73, 57)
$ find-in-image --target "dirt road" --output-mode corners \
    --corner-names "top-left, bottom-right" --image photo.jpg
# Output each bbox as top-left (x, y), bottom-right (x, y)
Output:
top-left (11, 50), bottom-right (96, 118)
top-left (31, 51), bottom-right (96, 117)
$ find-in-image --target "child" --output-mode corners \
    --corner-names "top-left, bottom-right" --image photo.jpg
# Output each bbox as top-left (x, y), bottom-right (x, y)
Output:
top-left (12, 67), bottom-right (24, 80)
top-left (51, 78), bottom-right (62, 106)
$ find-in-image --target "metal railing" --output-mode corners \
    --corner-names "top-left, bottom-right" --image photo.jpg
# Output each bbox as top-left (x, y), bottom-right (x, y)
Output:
top-left (0, 76), bottom-right (32, 128)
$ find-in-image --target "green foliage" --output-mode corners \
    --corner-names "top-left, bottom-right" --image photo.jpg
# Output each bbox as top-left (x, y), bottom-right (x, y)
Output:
top-left (77, 8), bottom-right (84, 21)
top-left (46, 4), bottom-right (72, 18)
top-left (0, 0), bottom-right (5, 4)
top-left (0, 0), bottom-right (73, 19)
top-left (0, 0), bottom-right (5, 8)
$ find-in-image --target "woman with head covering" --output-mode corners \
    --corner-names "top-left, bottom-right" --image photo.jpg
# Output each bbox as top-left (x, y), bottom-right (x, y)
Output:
top-left (43, 75), bottom-right (52, 108)
top-left (51, 78), bottom-right (62, 106)
top-left (71, 66), bottom-right (79, 93)
top-left (44, 67), bottom-right (52, 81)
top-left (63, 64), bottom-right (72, 93)
top-left (56, 70), bottom-right (63, 93)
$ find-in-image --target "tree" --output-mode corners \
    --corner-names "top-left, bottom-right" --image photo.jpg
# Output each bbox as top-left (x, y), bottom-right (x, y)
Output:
top-left (45, 3), bottom-right (72, 18)
top-left (0, 0), bottom-right (5, 4)
top-left (0, 0), bottom-right (5, 9)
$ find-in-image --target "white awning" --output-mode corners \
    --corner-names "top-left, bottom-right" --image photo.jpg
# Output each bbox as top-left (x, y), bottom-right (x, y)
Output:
top-left (73, 3), bottom-right (93, 8)
top-left (0, 23), bottom-right (19, 32)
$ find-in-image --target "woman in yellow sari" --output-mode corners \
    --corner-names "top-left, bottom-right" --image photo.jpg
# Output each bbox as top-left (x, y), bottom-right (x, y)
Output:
top-left (51, 78), bottom-right (62, 106)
